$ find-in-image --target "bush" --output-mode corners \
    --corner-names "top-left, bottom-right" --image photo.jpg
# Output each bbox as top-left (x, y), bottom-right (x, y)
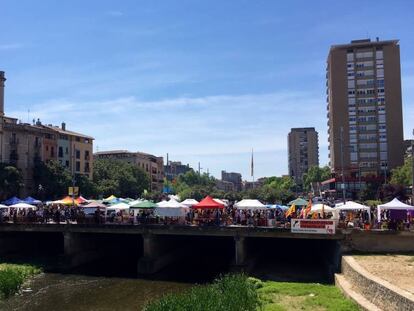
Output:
top-left (0, 264), bottom-right (41, 299)
top-left (144, 274), bottom-right (261, 311)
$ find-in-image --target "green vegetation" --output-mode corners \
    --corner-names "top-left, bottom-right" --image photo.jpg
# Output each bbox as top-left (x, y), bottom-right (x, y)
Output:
top-left (171, 170), bottom-right (297, 204)
top-left (0, 263), bottom-right (41, 299)
top-left (258, 280), bottom-right (359, 311)
top-left (143, 274), bottom-right (261, 311)
top-left (32, 159), bottom-right (150, 199)
top-left (0, 163), bottom-right (23, 201)
top-left (144, 274), bottom-right (358, 311)
top-left (390, 157), bottom-right (412, 187)
top-left (302, 165), bottom-right (331, 191)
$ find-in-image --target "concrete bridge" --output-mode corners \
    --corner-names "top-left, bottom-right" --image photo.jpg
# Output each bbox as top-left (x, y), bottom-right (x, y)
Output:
top-left (0, 224), bottom-right (413, 277)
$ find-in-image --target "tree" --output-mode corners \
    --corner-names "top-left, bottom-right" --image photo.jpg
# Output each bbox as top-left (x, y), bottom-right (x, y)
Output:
top-left (302, 166), bottom-right (331, 191)
top-left (0, 164), bottom-right (23, 200)
top-left (93, 159), bottom-right (150, 198)
top-left (33, 160), bottom-right (72, 200)
top-left (390, 158), bottom-right (412, 187)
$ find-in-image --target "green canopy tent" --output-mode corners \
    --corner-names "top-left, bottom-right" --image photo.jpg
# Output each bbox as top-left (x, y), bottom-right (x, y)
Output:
top-left (130, 200), bottom-right (157, 209)
top-left (288, 198), bottom-right (308, 206)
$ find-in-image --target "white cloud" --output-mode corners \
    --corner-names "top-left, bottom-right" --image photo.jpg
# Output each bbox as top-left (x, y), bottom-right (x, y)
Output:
top-left (7, 90), bottom-right (327, 178)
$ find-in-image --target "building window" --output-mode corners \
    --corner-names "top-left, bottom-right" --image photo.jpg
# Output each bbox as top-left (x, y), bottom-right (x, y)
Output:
top-left (50, 146), bottom-right (55, 157)
top-left (85, 150), bottom-right (90, 161)
top-left (58, 147), bottom-right (63, 157)
top-left (65, 160), bottom-right (69, 167)
top-left (76, 150), bottom-right (80, 159)
top-left (376, 51), bottom-right (383, 59)
top-left (84, 162), bottom-right (90, 173)
top-left (76, 161), bottom-right (80, 172)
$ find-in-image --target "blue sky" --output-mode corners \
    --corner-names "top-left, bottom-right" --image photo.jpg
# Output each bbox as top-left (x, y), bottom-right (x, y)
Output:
top-left (1, 0), bottom-right (414, 180)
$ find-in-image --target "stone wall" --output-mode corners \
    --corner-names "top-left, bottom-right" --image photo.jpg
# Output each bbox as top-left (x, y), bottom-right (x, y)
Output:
top-left (341, 256), bottom-right (414, 311)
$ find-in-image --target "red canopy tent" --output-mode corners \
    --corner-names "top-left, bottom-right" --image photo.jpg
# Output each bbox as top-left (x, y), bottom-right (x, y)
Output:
top-left (193, 196), bottom-right (224, 209)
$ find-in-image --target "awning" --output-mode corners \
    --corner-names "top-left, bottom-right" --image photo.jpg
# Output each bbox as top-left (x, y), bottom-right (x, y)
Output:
top-left (193, 196), bottom-right (224, 209)
top-left (180, 199), bottom-right (199, 207)
top-left (9, 202), bottom-right (36, 209)
top-left (130, 200), bottom-right (157, 209)
top-left (288, 198), bottom-right (308, 206)
top-left (2, 196), bottom-right (23, 206)
top-left (234, 199), bottom-right (267, 210)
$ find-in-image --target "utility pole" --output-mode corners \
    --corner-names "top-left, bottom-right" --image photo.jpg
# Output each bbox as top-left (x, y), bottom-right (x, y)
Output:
top-left (198, 162), bottom-right (202, 175)
top-left (340, 126), bottom-right (346, 203)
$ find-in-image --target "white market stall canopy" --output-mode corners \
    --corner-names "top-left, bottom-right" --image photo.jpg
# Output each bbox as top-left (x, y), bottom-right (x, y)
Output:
top-left (377, 198), bottom-right (414, 220)
top-left (106, 202), bottom-right (130, 211)
top-left (335, 201), bottom-right (370, 211)
top-left (180, 199), bottom-right (199, 207)
top-left (234, 199), bottom-right (267, 210)
top-left (311, 204), bottom-right (339, 219)
top-left (9, 202), bottom-right (37, 209)
top-left (155, 199), bottom-right (188, 217)
top-left (378, 198), bottom-right (414, 210)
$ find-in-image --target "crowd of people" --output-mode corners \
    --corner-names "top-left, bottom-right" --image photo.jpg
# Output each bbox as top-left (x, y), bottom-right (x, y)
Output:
top-left (1, 199), bottom-right (414, 232)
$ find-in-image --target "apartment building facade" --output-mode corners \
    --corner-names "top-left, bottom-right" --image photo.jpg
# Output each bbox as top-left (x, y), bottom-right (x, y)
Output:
top-left (288, 127), bottom-right (319, 184)
top-left (326, 39), bottom-right (404, 181)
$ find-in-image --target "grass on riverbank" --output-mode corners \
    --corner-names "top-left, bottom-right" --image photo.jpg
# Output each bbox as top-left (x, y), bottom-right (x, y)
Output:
top-left (144, 274), bottom-right (359, 311)
top-left (0, 263), bottom-right (41, 299)
top-left (257, 279), bottom-right (360, 311)
top-left (144, 274), bottom-right (261, 311)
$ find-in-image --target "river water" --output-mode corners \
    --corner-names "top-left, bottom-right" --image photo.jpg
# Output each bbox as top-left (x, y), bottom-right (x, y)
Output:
top-left (0, 273), bottom-right (190, 311)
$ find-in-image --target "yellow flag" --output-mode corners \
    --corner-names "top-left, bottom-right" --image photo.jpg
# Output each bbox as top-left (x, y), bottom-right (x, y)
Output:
top-left (285, 204), bottom-right (296, 218)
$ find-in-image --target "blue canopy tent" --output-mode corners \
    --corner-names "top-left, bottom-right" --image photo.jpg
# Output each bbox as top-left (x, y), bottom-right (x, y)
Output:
top-left (2, 196), bottom-right (22, 206)
top-left (23, 196), bottom-right (42, 205)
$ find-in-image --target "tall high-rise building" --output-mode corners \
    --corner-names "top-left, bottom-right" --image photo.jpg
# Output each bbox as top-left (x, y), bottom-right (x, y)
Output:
top-left (327, 38), bottom-right (404, 180)
top-left (288, 127), bottom-right (319, 184)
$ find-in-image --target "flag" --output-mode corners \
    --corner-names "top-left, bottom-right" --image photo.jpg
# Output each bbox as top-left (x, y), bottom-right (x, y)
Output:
top-left (250, 149), bottom-right (254, 177)
top-left (321, 203), bottom-right (325, 219)
top-left (303, 199), bottom-right (312, 218)
top-left (285, 204), bottom-right (296, 218)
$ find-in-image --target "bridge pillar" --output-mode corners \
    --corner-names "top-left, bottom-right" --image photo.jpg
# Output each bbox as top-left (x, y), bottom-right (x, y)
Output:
top-left (137, 234), bottom-right (181, 275)
top-left (234, 236), bottom-right (247, 267)
top-left (63, 232), bottom-right (100, 269)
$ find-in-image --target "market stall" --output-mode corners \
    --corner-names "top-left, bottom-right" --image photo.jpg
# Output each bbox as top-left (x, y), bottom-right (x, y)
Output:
top-left (377, 198), bottom-right (414, 222)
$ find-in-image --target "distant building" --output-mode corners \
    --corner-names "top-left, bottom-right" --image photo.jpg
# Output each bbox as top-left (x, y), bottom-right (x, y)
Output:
top-left (215, 179), bottom-right (235, 192)
top-left (288, 127), bottom-right (319, 184)
top-left (164, 161), bottom-right (192, 181)
top-left (327, 38), bottom-right (404, 179)
top-left (94, 150), bottom-right (164, 191)
top-left (0, 71), bottom-right (94, 196)
top-left (243, 179), bottom-right (264, 191)
top-left (221, 170), bottom-right (242, 191)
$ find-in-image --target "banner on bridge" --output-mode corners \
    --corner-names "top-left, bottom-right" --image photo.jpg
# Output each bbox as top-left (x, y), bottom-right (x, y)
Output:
top-left (291, 219), bottom-right (335, 235)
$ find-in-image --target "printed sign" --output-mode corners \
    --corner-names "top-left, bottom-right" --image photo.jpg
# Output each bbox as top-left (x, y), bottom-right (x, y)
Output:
top-left (68, 187), bottom-right (79, 196)
top-left (291, 219), bottom-right (336, 235)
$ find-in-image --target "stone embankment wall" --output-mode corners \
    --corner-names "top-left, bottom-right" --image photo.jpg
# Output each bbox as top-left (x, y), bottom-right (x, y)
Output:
top-left (343, 230), bottom-right (414, 253)
top-left (340, 256), bottom-right (414, 311)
